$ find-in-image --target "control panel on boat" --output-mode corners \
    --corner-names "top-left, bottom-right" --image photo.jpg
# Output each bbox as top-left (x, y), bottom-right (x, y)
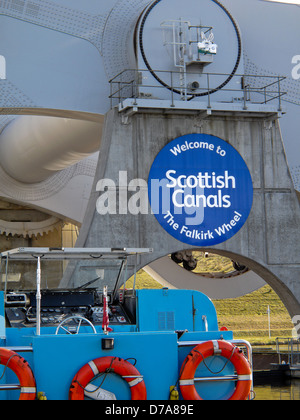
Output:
top-left (4, 289), bottom-right (131, 329)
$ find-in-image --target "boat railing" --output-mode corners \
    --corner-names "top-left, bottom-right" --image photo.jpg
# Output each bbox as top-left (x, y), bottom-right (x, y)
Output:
top-left (109, 68), bottom-right (286, 113)
top-left (276, 337), bottom-right (300, 366)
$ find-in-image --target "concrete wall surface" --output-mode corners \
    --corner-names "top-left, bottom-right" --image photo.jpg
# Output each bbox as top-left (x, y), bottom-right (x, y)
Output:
top-left (74, 108), bottom-right (300, 318)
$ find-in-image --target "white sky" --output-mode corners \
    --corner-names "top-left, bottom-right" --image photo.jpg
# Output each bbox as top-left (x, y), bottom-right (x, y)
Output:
top-left (265, 0), bottom-right (300, 4)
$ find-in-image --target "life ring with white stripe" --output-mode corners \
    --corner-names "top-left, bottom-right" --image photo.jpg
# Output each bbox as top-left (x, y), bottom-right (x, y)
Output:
top-left (0, 348), bottom-right (36, 400)
top-left (179, 340), bottom-right (252, 401)
top-left (69, 356), bottom-right (147, 400)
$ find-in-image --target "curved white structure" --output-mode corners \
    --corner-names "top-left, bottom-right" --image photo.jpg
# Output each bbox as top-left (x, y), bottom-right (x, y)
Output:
top-left (145, 257), bottom-right (265, 299)
top-left (0, 116), bottom-right (103, 183)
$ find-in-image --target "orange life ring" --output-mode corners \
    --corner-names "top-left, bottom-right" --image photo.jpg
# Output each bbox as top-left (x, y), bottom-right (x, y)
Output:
top-left (179, 340), bottom-right (252, 401)
top-left (0, 348), bottom-right (36, 400)
top-left (69, 356), bottom-right (147, 400)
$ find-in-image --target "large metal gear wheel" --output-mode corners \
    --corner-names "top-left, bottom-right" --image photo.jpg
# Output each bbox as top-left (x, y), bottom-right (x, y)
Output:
top-left (0, 216), bottom-right (63, 238)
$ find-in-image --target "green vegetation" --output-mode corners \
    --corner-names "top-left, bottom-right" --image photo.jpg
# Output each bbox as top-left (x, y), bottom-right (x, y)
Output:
top-left (213, 286), bottom-right (294, 345)
top-left (128, 253), bottom-right (295, 345)
top-left (126, 271), bottom-right (162, 290)
top-left (188, 252), bottom-right (235, 275)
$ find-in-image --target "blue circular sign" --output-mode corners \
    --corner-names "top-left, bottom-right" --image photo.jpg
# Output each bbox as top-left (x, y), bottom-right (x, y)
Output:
top-left (148, 134), bottom-right (253, 246)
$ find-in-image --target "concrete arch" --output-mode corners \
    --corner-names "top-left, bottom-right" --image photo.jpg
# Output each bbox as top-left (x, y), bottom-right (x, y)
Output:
top-left (144, 255), bottom-right (266, 299)
top-left (205, 249), bottom-right (300, 319)
top-left (143, 249), bottom-right (297, 319)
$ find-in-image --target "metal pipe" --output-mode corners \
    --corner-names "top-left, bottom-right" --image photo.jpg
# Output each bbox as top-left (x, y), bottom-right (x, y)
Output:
top-left (207, 73), bottom-right (211, 109)
top-left (5, 346), bottom-right (33, 353)
top-left (0, 384), bottom-right (21, 391)
top-left (4, 256), bottom-right (8, 300)
top-left (171, 72), bottom-right (175, 107)
top-left (194, 375), bottom-right (238, 382)
top-left (36, 256), bottom-right (41, 336)
top-left (202, 315), bottom-right (208, 332)
top-left (278, 76), bottom-right (282, 111)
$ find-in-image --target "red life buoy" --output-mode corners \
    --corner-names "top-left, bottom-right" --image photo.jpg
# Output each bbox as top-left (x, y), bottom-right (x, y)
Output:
top-left (0, 348), bottom-right (36, 400)
top-left (179, 340), bottom-right (252, 401)
top-left (69, 356), bottom-right (147, 400)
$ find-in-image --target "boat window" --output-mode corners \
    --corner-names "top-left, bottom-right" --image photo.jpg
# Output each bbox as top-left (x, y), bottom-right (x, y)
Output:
top-left (0, 256), bottom-right (125, 294)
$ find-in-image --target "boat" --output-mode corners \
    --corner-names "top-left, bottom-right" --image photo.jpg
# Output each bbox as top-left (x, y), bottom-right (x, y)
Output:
top-left (0, 247), bottom-right (253, 400)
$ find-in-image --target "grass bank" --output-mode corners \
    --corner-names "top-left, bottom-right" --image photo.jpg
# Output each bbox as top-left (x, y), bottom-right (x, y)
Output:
top-left (213, 286), bottom-right (294, 345)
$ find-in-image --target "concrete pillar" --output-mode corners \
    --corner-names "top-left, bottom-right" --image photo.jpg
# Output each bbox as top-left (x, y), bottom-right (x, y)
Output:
top-left (73, 108), bottom-right (300, 318)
